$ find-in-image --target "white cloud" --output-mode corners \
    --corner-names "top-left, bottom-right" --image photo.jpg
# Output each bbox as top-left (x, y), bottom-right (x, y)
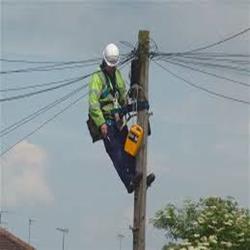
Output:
top-left (1, 140), bottom-right (53, 207)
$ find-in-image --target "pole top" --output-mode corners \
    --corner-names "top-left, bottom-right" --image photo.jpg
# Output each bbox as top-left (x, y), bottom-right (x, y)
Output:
top-left (56, 227), bottom-right (69, 234)
top-left (138, 30), bottom-right (149, 41)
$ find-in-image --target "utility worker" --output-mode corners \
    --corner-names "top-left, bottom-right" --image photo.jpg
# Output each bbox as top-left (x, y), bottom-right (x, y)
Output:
top-left (88, 43), bottom-right (155, 193)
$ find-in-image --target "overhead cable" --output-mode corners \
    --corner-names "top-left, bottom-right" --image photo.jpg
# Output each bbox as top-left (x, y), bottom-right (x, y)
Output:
top-left (0, 75), bottom-right (88, 92)
top-left (0, 54), bottom-right (131, 74)
top-left (152, 52), bottom-right (250, 63)
top-left (0, 55), bottom-right (135, 156)
top-left (0, 92), bottom-right (88, 158)
top-left (168, 57), bottom-right (250, 74)
top-left (154, 60), bottom-right (250, 105)
top-left (0, 58), bottom-right (90, 64)
top-left (0, 61), bottom-right (100, 74)
top-left (0, 55), bottom-right (134, 136)
top-left (176, 54), bottom-right (250, 65)
top-left (0, 74), bottom-right (92, 102)
top-left (0, 53), bottom-right (130, 65)
top-left (0, 57), bottom-right (101, 73)
top-left (182, 27), bottom-right (250, 53)
top-left (0, 53), bottom-right (134, 94)
top-left (160, 58), bottom-right (250, 87)
top-left (0, 83), bottom-right (88, 137)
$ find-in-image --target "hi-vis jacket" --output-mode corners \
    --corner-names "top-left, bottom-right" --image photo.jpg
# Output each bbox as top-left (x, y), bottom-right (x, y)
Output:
top-left (88, 68), bottom-right (127, 128)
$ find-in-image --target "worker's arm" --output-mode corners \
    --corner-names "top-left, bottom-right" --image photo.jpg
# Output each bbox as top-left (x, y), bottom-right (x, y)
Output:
top-left (116, 69), bottom-right (127, 106)
top-left (88, 73), bottom-right (106, 128)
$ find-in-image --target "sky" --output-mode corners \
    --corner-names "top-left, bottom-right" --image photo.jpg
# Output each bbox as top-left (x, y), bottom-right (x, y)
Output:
top-left (0, 1), bottom-right (249, 250)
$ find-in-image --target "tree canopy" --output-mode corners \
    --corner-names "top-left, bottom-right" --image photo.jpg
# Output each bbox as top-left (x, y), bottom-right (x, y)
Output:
top-left (152, 197), bottom-right (250, 250)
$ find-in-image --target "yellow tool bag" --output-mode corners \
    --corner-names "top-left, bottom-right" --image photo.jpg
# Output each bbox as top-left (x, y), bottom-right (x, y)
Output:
top-left (124, 124), bottom-right (144, 157)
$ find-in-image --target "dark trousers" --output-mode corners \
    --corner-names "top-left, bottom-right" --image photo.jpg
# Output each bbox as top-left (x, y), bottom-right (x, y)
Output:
top-left (103, 124), bottom-right (136, 192)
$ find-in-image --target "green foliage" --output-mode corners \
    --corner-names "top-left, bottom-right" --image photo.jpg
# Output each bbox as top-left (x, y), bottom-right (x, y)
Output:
top-left (152, 197), bottom-right (250, 250)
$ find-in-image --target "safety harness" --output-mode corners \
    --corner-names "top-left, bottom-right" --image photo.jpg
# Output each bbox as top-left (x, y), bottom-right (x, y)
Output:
top-left (87, 69), bottom-right (150, 143)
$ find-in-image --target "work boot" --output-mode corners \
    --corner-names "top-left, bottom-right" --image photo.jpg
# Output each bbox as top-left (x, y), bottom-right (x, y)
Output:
top-left (132, 171), bottom-right (143, 186)
top-left (127, 172), bottom-right (143, 194)
top-left (127, 172), bottom-right (155, 194)
top-left (127, 183), bottom-right (135, 194)
top-left (146, 173), bottom-right (155, 188)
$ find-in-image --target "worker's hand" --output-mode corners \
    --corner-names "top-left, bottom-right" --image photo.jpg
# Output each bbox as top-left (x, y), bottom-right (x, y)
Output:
top-left (100, 123), bottom-right (108, 138)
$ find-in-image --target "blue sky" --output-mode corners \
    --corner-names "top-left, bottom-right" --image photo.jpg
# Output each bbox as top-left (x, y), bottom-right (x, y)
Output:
top-left (0, 1), bottom-right (249, 250)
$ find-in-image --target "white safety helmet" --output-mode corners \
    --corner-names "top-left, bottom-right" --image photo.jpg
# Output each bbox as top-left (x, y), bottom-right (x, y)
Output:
top-left (103, 43), bottom-right (119, 67)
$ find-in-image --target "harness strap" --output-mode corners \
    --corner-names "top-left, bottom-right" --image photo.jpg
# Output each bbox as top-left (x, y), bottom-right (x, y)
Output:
top-left (111, 100), bottom-right (150, 115)
top-left (98, 70), bottom-right (118, 99)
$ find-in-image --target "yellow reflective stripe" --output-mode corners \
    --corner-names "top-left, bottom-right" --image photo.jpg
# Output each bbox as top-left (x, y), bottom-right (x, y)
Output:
top-left (97, 71), bottom-right (106, 87)
top-left (98, 70), bottom-right (115, 91)
top-left (89, 103), bottom-right (101, 109)
top-left (102, 103), bottom-right (114, 110)
top-left (89, 89), bottom-right (101, 97)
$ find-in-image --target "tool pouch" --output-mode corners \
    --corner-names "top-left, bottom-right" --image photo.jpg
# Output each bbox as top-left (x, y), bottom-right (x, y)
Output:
top-left (86, 115), bottom-right (102, 143)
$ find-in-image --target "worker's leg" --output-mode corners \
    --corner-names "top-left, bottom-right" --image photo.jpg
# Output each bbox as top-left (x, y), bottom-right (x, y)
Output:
top-left (119, 125), bottom-right (156, 189)
top-left (103, 125), bottom-right (133, 191)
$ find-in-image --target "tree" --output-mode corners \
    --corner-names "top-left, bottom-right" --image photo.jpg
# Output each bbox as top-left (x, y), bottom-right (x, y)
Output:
top-left (152, 197), bottom-right (250, 250)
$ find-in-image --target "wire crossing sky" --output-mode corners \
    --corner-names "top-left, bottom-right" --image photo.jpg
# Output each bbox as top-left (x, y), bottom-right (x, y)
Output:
top-left (153, 60), bottom-right (250, 105)
top-left (0, 54), bottom-right (135, 156)
top-left (0, 3), bottom-right (249, 250)
top-left (1, 27), bottom-right (249, 155)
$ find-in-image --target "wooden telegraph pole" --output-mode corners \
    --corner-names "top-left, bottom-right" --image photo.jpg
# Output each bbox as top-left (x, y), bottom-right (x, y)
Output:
top-left (133, 30), bottom-right (150, 250)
